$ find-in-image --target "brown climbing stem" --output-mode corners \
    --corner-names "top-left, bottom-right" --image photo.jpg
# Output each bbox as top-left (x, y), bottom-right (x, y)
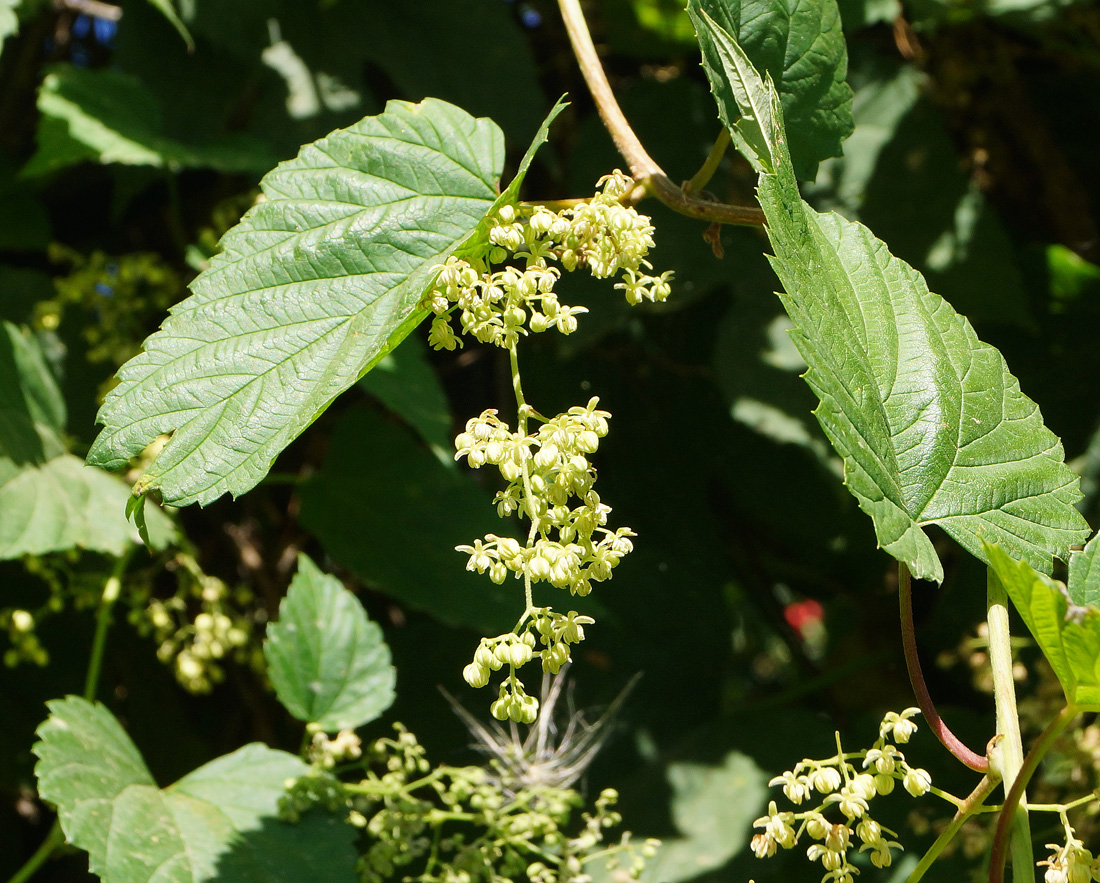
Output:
top-left (556, 0), bottom-right (766, 228)
top-left (899, 563), bottom-right (989, 773)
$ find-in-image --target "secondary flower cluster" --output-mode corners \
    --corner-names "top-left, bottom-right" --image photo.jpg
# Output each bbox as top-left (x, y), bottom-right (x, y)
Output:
top-left (752, 709), bottom-right (931, 882)
top-left (454, 400), bottom-right (633, 595)
top-left (455, 399), bottom-right (632, 722)
top-left (282, 722), bottom-right (656, 883)
top-left (425, 171), bottom-right (672, 352)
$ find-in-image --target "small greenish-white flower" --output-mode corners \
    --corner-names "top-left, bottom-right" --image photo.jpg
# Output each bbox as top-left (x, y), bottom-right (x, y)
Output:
top-left (902, 766), bottom-right (931, 797)
top-left (751, 832), bottom-right (777, 858)
top-left (863, 744), bottom-right (901, 775)
top-left (752, 801), bottom-right (797, 850)
top-left (824, 823), bottom-right (850, 853)
top-left (804, 812), bottom-right (829, 840)
top-left (828, 787), bottom-right (869, 820)
top-left (879, 708), bottom-right (920, 743)
top-left (859, 836), bottom-right (901, 868)
top-left (807, 843), bottom-right (845, 871)
top-left (768, 770), bottom-right (811, 804)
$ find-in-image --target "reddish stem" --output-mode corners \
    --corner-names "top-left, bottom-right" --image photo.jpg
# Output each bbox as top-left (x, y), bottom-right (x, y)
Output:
top-left (899, 563), bottom-right (990, 773)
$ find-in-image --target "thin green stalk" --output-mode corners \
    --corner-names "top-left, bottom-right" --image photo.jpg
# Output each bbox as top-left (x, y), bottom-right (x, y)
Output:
top-left (684, 129), bottom-right (731, 195)
top-left (986, 568), bottom-right (1032, 882)
top-left (907, 774), bottom-right (1000, 883)
top-left (5, 822), bottom-right (65, 883)
top-left (509, 343), bottom-right (538, 611)
top-left (989, 705), bottom-right (1079, 883)
top-left (8, 547), bottom-right (137, 883)
top-left (899, 563), bottom-right (989, 772)
top-left (84, 545), bottom-right (136, 701)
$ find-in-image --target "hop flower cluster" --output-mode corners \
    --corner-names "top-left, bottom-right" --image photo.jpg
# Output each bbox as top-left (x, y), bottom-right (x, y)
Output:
top-left (308, 725), bottom-right (364, 770)
top-left (455, 398), bottom-right (633, 722)
top-left (425, 171), bottom-right (672, 351)
top-left (455, 400), bottom-right (633, 597)
top-left (143, 569), bottom-right (253, 693)
top-left (751, 709), bottom-right (930, 881)
top-left (281, 722), bottom-right (656, 883)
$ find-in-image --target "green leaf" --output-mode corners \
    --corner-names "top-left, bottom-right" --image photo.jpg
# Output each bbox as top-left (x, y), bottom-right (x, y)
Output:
top-left (688, 6), bottom-right (777, 175)
top-left (986, 542), bottom-right (1100, 711)
top-left (358, 335), bottom-right (453, 464)
top-left (688, 0), bottom-right (854, 180)
top-left (640, 752), bottom-right (768, 882)
top-left (34, 697), bottom-right (357, 883)
top-left (21, 66), bottom-right (275, 178)
top-left (1068, 534), bottom-right (1100, 609)
top-left (0, 322), bottom-right (174, 556)
top-left (299, 406), bottom-right (520, 633)
top-left (694, 18), bottom-right (1089, 581)
top-left (0, 455), bottom-right (176, 557)
top-left (87, 98), bottom-right (505, 507)
top-left (0, 322), bottom-right (66, 474)
top-left (265, 554), bottom-right (396, 731)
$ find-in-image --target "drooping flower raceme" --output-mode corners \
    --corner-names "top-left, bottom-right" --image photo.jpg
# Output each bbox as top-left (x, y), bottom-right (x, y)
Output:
top-left (751, 710), bottom-right (930, 879)
top-left (424, 173), bottom-right (671, 722)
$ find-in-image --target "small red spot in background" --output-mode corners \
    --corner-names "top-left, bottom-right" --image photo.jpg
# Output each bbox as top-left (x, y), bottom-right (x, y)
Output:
top-left (784, 599), bottom-right (825, 636)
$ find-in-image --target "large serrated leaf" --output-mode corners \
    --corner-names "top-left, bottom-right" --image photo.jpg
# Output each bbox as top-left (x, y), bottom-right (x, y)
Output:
top-left (986, 542), bottom-right (1100, 711)
top-left (265, 553), bottom-right (396, 731)
top-left (688, 0), bottom-right (854, 180)
top-left (693, 15), bottom-right (1089, 581)
top-left (87, 98), bottom-right (505, 507)
top-left (34, 696), bottom-right (357, 883)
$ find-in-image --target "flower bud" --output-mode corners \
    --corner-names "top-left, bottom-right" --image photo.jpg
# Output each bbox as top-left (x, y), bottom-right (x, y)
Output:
top-left (10, 610), bottom-right (33, 632)
top-left (474, 643), bottom-right (497, 670)
top-left (528, 554), bottom-right (552, 582)
top-left (576, 430), bottom-right (600, 453)
top-left (534, 443), bottom-right (559, 469)
top-left (809, 766), bottom-right (843, 794)
top-left (463, 662), bottom-right (489, 688)
top-left (504, 640), bottom-right (533, 668)
top-left (513, 694), bottom-right (539, 724)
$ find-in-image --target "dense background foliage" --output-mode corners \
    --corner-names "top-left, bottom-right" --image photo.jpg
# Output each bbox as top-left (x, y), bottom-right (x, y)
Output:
top-left (2, 0), bottom-right (1099, 880)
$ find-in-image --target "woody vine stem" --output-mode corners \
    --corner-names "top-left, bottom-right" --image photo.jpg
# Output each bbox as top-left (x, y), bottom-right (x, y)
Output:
top-left (555, 0), bottom-right (766, 227)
